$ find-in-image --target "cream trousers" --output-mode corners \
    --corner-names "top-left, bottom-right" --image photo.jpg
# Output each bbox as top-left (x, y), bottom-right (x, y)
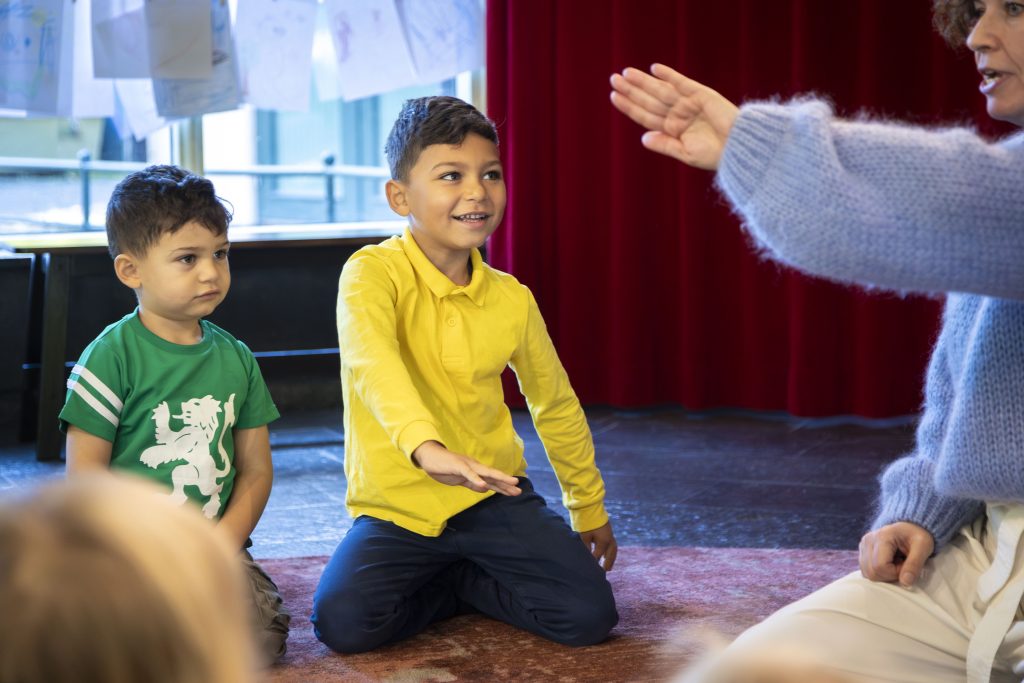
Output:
top-left (697, 504), bottom-right (1024, 683)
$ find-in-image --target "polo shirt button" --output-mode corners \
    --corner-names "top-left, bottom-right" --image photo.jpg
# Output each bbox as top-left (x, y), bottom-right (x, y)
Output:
top-left (447, 318), bottom-right (457, 327)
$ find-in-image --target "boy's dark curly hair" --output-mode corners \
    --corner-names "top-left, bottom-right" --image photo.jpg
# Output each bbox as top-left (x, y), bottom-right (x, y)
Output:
top-left (933, 0), bottom-right (980, 46)
top-left (384, 96), bottom-right (499, 182)
top-left (105, 165), bottom-right (232, 259)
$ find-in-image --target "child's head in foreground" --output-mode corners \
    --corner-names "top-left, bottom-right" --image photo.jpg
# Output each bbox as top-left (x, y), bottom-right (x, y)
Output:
top-left (668, 627), bottom-right (861, 683)
top-left (106, 165), bottom-right (234, 332)
top-left (383, 96), bottom-right (506, 268)
top-left (0, 474), bottom-right (256, 683)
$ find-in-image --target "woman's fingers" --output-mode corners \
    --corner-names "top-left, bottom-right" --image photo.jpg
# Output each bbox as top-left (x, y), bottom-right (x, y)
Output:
top-left (610, 76), bottom-right (669, 131)
top-left (650, 63), bottom-right (704, 97)
top-left (640, 131), bottom-right (691, 164)
top-left (621, 66), bottom-right (693, 113)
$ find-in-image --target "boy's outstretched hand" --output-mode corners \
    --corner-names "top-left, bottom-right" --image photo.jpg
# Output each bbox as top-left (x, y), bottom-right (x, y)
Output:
top-left (609, 63), bottom-right (739, 171)
top-left (412, 440), bottom-right (522, 496)
top-left (581, 522), bottom-right (618, 571)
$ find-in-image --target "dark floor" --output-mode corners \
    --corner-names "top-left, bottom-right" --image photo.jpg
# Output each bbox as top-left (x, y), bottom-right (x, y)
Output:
top-left (0, 407), bottom-right (916, 558)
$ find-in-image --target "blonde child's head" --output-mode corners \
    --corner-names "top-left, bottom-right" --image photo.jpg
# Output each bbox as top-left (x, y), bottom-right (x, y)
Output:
top-left (668, 627), bottom-right (860, 683)
top-left (0, 474), bottom-right (257, 683)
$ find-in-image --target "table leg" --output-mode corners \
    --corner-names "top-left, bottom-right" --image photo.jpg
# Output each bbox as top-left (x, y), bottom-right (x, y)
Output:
top-left (18, 254), bottom-right (45, 442)
top-left (36, 253), bottom-right (70, 462)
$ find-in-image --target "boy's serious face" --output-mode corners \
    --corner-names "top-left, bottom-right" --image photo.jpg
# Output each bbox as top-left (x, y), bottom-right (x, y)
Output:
top-left (386, 132), bottom-right (506, 282)
top-left (113, 220), bottom-right (230, 344)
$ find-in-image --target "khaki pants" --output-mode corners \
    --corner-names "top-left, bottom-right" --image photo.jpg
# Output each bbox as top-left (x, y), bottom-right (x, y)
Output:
top-left (693, 504), bottom-right (1024, 683)
top-left (241, 549), bottom-right (291, 664)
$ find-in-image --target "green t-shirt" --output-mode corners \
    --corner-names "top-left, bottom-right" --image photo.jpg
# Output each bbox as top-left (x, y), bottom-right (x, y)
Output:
top-left (59, 310), bottom-right (279, 519)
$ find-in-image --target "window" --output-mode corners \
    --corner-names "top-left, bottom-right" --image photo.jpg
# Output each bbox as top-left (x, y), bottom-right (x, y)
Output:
top-left (0, 117), bottom-right (155, 234)
top-left (0, 3), bottom-right (483, 235)
top-left (252, 80), bottom-right (457, 225)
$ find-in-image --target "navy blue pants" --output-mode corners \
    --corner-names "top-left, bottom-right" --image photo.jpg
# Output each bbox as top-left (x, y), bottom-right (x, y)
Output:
top-left (311, 479), bottom-right (618, 653)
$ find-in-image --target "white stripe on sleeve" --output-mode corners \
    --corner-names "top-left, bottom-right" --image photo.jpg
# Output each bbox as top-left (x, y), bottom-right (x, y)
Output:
top-left (72, 364), bottom-right (124, 412)
top-left (67, 379), bottom-right (120, 428)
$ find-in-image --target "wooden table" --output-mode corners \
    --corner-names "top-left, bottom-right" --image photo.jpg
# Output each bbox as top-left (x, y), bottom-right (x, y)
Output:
top-left (3, 222), bottom-right (401, 461)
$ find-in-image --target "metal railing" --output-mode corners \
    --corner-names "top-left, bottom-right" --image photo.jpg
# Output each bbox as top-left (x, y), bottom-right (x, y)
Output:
top-left (0, 153), bottom-right (391, 230)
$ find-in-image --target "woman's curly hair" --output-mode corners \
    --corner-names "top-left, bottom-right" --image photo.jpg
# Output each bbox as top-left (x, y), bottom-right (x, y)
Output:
top-left (933, 0), bottom-right (979, 46)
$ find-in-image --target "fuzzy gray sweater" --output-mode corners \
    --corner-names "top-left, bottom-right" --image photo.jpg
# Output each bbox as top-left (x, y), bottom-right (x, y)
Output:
top-left (716, 99), bottom-right (1024, 548)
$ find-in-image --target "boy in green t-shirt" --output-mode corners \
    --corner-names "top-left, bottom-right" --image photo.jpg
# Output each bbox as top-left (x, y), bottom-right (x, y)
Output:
top-left (59, 165), bottom-right (290, 663)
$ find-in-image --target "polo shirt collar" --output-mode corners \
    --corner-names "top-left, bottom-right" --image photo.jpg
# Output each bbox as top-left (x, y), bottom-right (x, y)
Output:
top-left (401, 228), bottom-right (487, 304)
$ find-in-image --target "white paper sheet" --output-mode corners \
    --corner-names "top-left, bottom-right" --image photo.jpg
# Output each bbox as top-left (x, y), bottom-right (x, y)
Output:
top-left (51, 0), bottom-right (74, 116)
top-left (114, 78), bottom-right (167, 140)
top-left (0, 0), bottom-right (69, 114)
top-left (152, 0), bottom-right (241, 118)
top-left (72, 0), bottom-right (115, 118)
top-left (236, 0), bottom-right (317, 111)
top-left (324, 0), bottom-right (417, 101)
top-left (311, 3), bottom-right (342, 102)
top-left (145, 0), bottom-right (212, 79)
top-left (397, 0), bottom-right (483, 84)
top-left (92, 0), bottom-right (211, 80)
top-left (92, 0), bottom-right (150, 79)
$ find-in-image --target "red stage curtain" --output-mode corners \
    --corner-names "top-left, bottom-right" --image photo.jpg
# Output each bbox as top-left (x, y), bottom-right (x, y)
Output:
top-left (487, 0), bottom-right (1010, 418)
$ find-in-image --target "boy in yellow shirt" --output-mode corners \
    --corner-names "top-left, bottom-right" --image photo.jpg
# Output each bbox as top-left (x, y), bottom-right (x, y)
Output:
top-left (312, 96), bottom-right (618, 653)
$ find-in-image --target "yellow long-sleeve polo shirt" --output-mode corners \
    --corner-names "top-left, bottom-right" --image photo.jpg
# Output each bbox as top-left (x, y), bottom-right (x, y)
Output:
top-left (337, 229), bottom-right (608, 537)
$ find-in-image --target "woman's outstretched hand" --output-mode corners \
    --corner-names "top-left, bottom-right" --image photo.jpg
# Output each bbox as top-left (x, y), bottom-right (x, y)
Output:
top-left (610, 63), bottom-right (739, 171)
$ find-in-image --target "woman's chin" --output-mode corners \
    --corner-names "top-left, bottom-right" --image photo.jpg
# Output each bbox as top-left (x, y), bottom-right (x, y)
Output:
top-left (986, 102), bottom-right (1024, 128)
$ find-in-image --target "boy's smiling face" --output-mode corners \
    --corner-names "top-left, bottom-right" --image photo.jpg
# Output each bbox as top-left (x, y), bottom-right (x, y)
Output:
top-left (386, 132), bottom-right (506, 277)
top-left (114, 220), bottom-right (230, 342)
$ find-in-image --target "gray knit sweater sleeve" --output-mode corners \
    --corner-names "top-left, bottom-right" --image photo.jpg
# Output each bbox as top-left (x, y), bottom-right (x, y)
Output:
top-left (716, 100), bottom-right (1024, 300)
top-left (872, 329), bottom-right (984, 547)
top-left (714, 100), bottom-right (1024, 549)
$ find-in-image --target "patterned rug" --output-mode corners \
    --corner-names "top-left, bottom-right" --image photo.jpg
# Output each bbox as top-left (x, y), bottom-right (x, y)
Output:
top-left (262, 547), bottom-right (858, 683)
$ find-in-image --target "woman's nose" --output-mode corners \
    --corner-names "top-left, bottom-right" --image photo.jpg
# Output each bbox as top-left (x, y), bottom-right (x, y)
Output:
top-left (967, 10), bottom-right (996, 53)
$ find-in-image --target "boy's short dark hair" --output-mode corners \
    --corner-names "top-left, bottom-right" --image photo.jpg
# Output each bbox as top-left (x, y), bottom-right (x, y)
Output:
top-left (384, 96), bottom-right (499, 181)
top-left (105, 164), bottom-right (232, 259)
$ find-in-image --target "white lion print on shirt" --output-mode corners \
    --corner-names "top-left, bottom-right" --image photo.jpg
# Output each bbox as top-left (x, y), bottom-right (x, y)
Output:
top-left (140, 393), bottom-right (236, 518)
